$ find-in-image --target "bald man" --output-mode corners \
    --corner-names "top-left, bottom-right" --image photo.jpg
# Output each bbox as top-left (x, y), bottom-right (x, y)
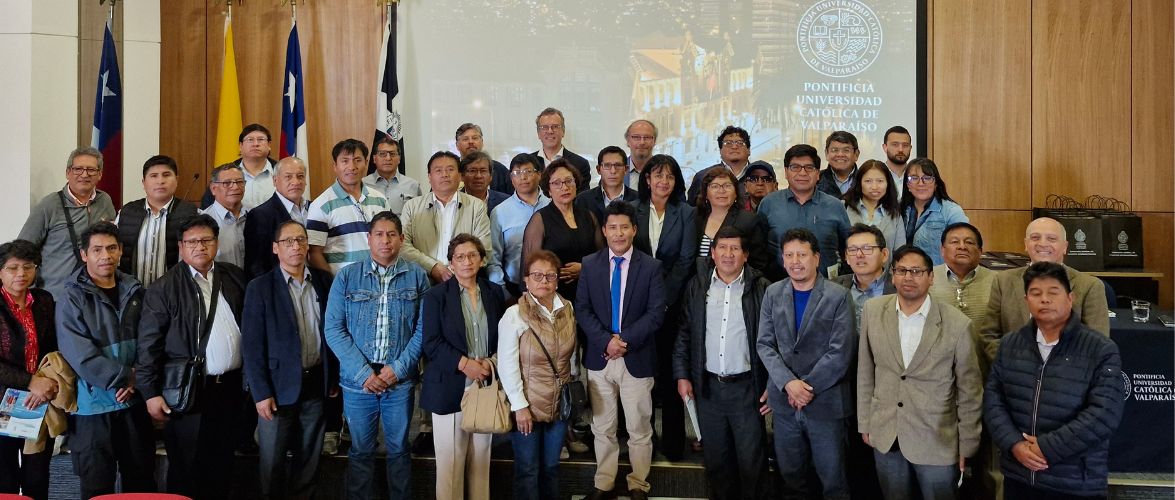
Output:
top-left (976, 217), bottom-right (1110, 362)
top-left (243, 156), bottom-right (312, 279)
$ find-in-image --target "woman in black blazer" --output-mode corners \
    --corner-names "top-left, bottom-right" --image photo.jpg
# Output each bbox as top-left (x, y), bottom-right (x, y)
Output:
top-left (0, 240), bottom-right (57, 500)
top-left (420, 233), bottom-right (506, 500)
top-left (633, 154), bottom-right (695, 460)
top-left (693, 167), bottom-right (768, 272)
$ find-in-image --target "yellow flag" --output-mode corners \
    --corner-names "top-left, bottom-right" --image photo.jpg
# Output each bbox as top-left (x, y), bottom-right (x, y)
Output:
top-left (213, 15), bottom-right (243, 166)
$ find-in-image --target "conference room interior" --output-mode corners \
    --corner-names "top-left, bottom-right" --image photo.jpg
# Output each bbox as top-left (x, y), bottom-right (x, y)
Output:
top-left (2, 0), bottom-right (1173, 499)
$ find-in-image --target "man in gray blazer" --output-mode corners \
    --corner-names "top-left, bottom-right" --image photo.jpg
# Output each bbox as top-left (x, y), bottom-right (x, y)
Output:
top-left (757, 228), bottom-right (855, 500)
top-left (857, 245), bottom-right (984, 500)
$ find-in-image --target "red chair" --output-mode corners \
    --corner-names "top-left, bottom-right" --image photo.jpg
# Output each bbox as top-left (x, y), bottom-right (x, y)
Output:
top-left (91, 494), bottom-right (191, 500)
top-left (0, 494), bottom-right (33, 500)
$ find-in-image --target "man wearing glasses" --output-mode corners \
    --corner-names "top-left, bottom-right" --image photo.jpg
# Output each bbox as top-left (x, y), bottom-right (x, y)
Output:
top-left (18, 147), bottom-right (116, 299)
top-left (817, 131), bottom-right (860, 199)
top-left (857, 245), bottom-right (982, 500)
top-left (757, 144), bottom-right (852, 282)
top-left (834, 224), bottom-right (895, 328)
top-left (115, 155), bottom-right (199, 287)
top-left (577, 146), bottom-right (639, 225)
top-left (532, 107), bottom-right (591, 194)
top-left (200, 124), bottom-right (290, 210)
top-left (201, 165), bottom-right (248, 268)
top-left (623, 120), bottom-right (658, 189)
top-left (687, 126), bottom-right (753, 204)
top-left (489, 153), bottom-right (550, 297)
top-left (741, 160), bottom-right (778, 212)
top-left (137, 214), bottom-right (249, 499)
top-left (363, 135), bottom-right (422, 215)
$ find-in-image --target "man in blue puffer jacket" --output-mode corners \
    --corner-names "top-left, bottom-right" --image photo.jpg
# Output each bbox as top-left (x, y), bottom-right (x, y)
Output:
top-left (984, 261), bottom-right (1124, 499)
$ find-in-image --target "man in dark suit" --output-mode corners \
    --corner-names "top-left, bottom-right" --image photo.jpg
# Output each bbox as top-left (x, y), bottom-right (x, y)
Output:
top-left (576, 201), bottom-right (666, 500)
top-left (242, 220), bottom-right (337, 499)
top-left (576, 146), bottom-right (639, 224)
top-left (756, 228), bottom-right (855, 500)
top-left (243, 156), bottom-right (312, 280)
top-left (136, 214), bottom-right (248, 499)
top-left (533, 107), bottom-right (591, 194)
top-left (674, 226), bottom-right (772, 500)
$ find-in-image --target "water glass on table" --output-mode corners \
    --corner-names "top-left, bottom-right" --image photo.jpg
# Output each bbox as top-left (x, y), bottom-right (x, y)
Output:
top-left (1132, 300), bottom-right (1151, 323)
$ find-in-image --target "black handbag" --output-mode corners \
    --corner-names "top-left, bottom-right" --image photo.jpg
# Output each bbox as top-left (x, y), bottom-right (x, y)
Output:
top-left (161, 269), bottom-right (220, 414)
top-left (530, 330), bottom-right (588, 422)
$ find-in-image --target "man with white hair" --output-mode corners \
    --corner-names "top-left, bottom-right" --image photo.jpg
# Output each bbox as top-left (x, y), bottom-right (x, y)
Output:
top-left (976, 217), bottom-right (1110, 362)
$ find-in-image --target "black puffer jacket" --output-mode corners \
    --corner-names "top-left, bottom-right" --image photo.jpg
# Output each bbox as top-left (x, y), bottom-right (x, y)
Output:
top-left (983, 312), bottom-right (1124, 496)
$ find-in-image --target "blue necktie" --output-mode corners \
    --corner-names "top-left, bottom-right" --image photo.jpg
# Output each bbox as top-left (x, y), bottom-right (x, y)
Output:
top-left (611, 256), bottom-right (625, 333)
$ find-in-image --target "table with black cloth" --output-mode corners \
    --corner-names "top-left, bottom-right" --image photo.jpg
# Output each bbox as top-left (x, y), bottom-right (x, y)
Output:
top-left (1108, 308), bottom-right (1174, 472)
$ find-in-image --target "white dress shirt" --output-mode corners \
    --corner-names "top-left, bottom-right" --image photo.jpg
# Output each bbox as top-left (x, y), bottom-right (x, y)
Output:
top-left (1035, 329), bottom-right (1060, 363)
top-left (896, 295), bottom-right (932, 368)
top-left (277, 192), bottom-right (311, 225)
top-left (432, 193), bottom-right (460, 264)
top-left (191, 265), bottom-right (243, 375)
top-left (704, 269), bottom-right (750, 375)
top-left (647, 203), bottom-right (666, 256)
top-left (608, 246), bottom-right (634, 327)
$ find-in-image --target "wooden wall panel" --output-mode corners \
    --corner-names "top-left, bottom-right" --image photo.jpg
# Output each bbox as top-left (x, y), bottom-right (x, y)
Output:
top-left (1031, 0), bottom-right (1132, 206)
top-left (930, 0), bottom-right (1031, 210)
top-left (1139, 213), bottom-right (1174, 309)
top-left (965, 210), bottom-right (1034, 255)
top-left (1131, 0), bottom-right (1175, 213)
top-left (160, 1), bottom-right (208, 200)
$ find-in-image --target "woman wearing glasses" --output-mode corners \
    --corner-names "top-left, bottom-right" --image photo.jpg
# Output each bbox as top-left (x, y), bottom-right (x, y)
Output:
top-left (693, 168), bottom-right (766, 272)
top-left (498, 250), bottom-right (578, 500)
top-left (0, 240), bottom-right (58, 500)
top-left (522, 158), bottom-right (604, 303)
top-left (900, 158), bottom-right (969, 266)
top-left (843, 159), bottom-right (906, 261)
top-left (420, 234), bottom-right (506, 500)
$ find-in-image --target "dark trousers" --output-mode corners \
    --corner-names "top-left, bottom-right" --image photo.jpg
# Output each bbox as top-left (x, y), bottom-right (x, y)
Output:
top-left (653, 318), bottom-right (685, 459)
top-left (0, 435), bottom-right (52, 500)
top-left (257, 367), bottom-right (327, 500)
top-left (69, 404), bottom-right (157, 499)
top-left (697, 373), bottom-right (767, 500)
top-left (163, 369), bottom-right (244, 500)
top-left (772, 409), bottom-right (850, 500)
top-left (1005, 478), bottom-right (1106, 500)
top-left (511, 418), bottom-right (567, 500)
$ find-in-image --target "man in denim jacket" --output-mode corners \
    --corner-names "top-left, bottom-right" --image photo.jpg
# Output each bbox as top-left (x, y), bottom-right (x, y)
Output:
top-left (324, 211), bottom-right (430, 500)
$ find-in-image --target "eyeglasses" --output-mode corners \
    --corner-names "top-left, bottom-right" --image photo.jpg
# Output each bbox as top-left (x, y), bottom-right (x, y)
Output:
top-left (744, 175), bottom-right (774, 183)
top-left (708, 182), bottom-right (735, 192)
top-left (213, 179), bottom-right (246, 187)
top-left (548, 178), bottom-right (576, 190)
top-left (181, 238), bottom-right (217, 248)
top-left (1, 264), bottom-right (37, 274)
top-left (451, 252), bottom-right (481, 263)
top-left (465, 169), bottom-right (491, 176)
top-left (527, 272), bottom-right (558, 283)
top-left (892, 267), bottom-right (929, 277)
top-left (827, 147), bottom-right (856, 155)
top-left (276, 236), bottom-right (309, 248)
top-left (70, 166), bottom-right (101, 176)
top-left (627, 135), bottom-right (655, 143)
top-left (374, 151), bottom-right (400, 159)
top-left (785, 164), bottom-right (818, 173)
top-left (242, 137), bottom-right (270, 144)
top-left (537, 124), bottom-right (563, 132)
top-left (845, 245), bottom-right (879, 256)
top-left (907, 175), bottom-right (936, 185)
top-left (599, 162), bottom-right (626, 171)
top-left (510, 169), bottom-right (538, 177)
top-left (721, 140), bottom-right (747, 148)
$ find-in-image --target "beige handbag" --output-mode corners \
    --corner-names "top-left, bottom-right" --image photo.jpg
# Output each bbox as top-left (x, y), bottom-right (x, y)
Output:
top-left (459, 360), bottom-right (511, 434)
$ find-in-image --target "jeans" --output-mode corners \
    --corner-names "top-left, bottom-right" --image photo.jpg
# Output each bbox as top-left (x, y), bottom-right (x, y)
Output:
top-left (873, 444), bottom-right (959, 500)
top-left (342, 381), bottom-right (415, 500)
top-left (511, 418), bottom-right (567, 500)
top-left (257, 396), bottom-right (325, 499)
top-left (772, 410), bottom-right (850, 500)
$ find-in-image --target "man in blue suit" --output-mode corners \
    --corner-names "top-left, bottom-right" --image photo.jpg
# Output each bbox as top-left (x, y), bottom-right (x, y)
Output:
top-left (243, 156), bottom-right (312, 280)
top-left (757, 228), bottom-right (855, 500)
top-left (576, 201), bottom-right (666, 500)
top-left (242, 220), bottom-right (337, 499)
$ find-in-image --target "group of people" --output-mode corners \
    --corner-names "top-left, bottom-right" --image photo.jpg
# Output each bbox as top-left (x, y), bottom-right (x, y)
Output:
top-left (0, 107), bottom-right (1125, 500)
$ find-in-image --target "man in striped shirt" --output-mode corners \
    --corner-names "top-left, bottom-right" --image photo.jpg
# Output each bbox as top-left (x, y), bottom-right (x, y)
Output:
top-left (307, 139), bottom-right (389, 275)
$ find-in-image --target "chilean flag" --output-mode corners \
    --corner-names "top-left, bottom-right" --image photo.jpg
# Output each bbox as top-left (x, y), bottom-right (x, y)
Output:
top-left (279, 23), bottom-right (308, 166)
top-left (91, 19), bottom-right (123, 206)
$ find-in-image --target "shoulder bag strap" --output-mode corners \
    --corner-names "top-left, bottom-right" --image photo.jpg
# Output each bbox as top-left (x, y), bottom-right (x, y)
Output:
top-left (529, 329), bottom-right (561, 382)
top-left (190, 268), bottom-right (222, 368)
top-left (58, 192), bottom-right (84, 267)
